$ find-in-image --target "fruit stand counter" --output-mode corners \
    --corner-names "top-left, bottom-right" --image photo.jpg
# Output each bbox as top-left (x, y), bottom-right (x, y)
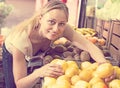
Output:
top-left (96, 19), bottom-right (120, 65)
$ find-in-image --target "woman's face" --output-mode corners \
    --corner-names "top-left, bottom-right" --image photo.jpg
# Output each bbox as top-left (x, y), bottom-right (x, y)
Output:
top-left (39, 9), bottom-right (68, 40)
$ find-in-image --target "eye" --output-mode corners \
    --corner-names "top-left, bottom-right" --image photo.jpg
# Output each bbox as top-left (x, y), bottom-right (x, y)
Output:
top-left (59, 23), bottom-right (66, 26)
top-left (48, 20), bottom-right (56, 25)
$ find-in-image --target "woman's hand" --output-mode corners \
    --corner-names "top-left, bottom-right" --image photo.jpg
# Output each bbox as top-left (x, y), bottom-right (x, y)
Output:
top-left (98, 61), bottom-right (116, 83)
top-left (104, 71), bottom-right (116, 82)
top-left (35, 63), bottom-right (64, 78)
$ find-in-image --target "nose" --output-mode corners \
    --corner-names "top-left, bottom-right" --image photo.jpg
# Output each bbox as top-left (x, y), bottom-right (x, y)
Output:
top-left (53, 24), bottom-right (59, 32)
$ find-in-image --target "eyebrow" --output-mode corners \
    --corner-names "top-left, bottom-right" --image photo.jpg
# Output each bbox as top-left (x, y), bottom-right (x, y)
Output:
top-left (49, 18), bottom-right (67, 22)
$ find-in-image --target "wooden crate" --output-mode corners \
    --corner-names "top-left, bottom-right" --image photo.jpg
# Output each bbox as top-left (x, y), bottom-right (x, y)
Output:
top-left (102, 20), bottom-right (112, 47)
top-left (103, 20), bottom-right (111, 31)
top-left (95, 19), bottom-right (112, 47)
top-left (95, 19), bottom-right (120, 64)
top-left (109, 21), bottom-right (120, 62)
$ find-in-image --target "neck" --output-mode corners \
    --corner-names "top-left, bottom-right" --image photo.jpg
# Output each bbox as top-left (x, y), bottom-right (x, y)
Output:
top-left (29, 29), bottom-right (51, 44)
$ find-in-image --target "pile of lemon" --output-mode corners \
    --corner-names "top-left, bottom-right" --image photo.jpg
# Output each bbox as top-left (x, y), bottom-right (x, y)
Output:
top-left (42, 59), bottom-right (120, 88)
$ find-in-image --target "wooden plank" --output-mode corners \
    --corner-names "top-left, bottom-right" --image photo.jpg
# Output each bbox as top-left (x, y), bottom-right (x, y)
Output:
top-left (110, 45), bottom-right (119, 61)
top-left (102, 30), bottom-right (108, 40)
top-left (106, 21), bottom-right (114, 49)
top-left (112, 21), bottom-right (120, 36)
top-left (103, 20), bottom-right (111, 31)
top-left (111, 34), bottom-right (120, 50)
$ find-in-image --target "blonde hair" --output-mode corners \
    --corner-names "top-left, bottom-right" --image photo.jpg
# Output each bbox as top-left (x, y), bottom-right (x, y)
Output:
top-left (13, 0), bottom-right (69, 33)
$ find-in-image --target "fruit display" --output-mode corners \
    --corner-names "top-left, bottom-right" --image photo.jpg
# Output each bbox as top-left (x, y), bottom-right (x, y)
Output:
top-left (28, 28), bottom-right (119, 87)
top-left (29, 30), bottom-right (117, 70)
top-left (42, 59), bottom-right (120, 88)
top-left (37, 38), bottom-right (94, 66)
top-left (75, 28), bottom-right (106, 46)
top-left (74, 28), bottom-right (112, 58)
top-left (75, 28), bottom-right (97, 37)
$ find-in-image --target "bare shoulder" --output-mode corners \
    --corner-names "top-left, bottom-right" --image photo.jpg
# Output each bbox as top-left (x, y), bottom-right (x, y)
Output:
top-left (63, 24), bottom-right (76, 40)
top-left (65, 24), bottom-right (74, 30)
top-left (12, 46), bottom-right (25, 60)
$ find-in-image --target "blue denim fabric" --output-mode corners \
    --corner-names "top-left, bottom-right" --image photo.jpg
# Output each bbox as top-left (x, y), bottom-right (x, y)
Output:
top-left (2, 44), bottom-right (16, 88)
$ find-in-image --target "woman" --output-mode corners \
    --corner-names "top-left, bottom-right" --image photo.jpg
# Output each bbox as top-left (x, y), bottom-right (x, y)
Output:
top-left (2, 0), bottom-right (115, 88)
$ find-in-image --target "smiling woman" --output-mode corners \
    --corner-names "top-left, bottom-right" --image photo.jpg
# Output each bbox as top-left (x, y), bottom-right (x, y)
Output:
top-left (2, 0), bottom-right (115, 88)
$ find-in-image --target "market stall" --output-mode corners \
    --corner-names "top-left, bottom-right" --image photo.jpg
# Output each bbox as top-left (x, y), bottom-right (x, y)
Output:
top-left (0, 0), bottom-right (120, 88)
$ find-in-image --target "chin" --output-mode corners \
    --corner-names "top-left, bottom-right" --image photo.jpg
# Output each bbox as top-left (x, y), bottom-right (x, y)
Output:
top-left (48, 35), bottom-right (58, 41)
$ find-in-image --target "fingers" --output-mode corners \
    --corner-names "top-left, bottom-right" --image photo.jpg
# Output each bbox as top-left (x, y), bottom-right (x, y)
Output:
top-left (43, 63), bottom-right (64, 78)
top-left (104, 71), bottom-right (116, 82)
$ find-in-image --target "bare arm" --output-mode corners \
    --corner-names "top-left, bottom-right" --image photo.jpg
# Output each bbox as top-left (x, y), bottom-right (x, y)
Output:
top-left (12, 47), bottom-right (40, 88)
top-left (63, 24), bottom-right (107, 63)
top-left (12, 47), bottom-right (64, 88)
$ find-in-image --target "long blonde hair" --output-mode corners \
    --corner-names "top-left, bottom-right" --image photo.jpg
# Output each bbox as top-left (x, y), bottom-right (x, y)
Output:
top-left (12, 0), bottom-right (69, 33)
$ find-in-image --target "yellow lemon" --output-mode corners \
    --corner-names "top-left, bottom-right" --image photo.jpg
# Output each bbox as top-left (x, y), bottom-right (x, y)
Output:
top-left (66, 60), bottom-right (79, 69)
top-left (79, 69), bottom-right (93, 82)
top-left (93, 63), bottom-right (114, 78)
top-left (109, 79), bottom-right (120, 88)
top-left (89, 76), bottom-right (104, 86)
top-left (80, 61), bottom-right (92, 70)
top-left (74, 80), bottom-right (91, 88)
top-left (51, 59), bottom-right (68, 72)
top-left (92, 82), bottom-right (108, 88)
top-left (43, 77), bottom-right (56, 88)
top-left (71, 75), bottom-right (80, 85)
top-left (113, 66), bottom-right (120, 79)
top-left (65, 67), bottom-right (79, 78)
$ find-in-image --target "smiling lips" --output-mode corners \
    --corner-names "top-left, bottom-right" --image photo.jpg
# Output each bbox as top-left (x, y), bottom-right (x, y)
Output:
top-left (48, 31), bottom-right (59, 39)
top-left (49, 30), bottom-right (59, 36)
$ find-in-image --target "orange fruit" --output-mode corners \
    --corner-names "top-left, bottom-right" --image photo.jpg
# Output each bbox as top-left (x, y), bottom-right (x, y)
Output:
top-left (98, 38), bottom-right (105, 46)
top-left (93, 63), bottom-right (114, 78)
top-left (0, 35), bottom-right (5, 43)
top-left (53, 37), bottom-right (68, 45)
top-left (87, 36), bottom-right (98, 44)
